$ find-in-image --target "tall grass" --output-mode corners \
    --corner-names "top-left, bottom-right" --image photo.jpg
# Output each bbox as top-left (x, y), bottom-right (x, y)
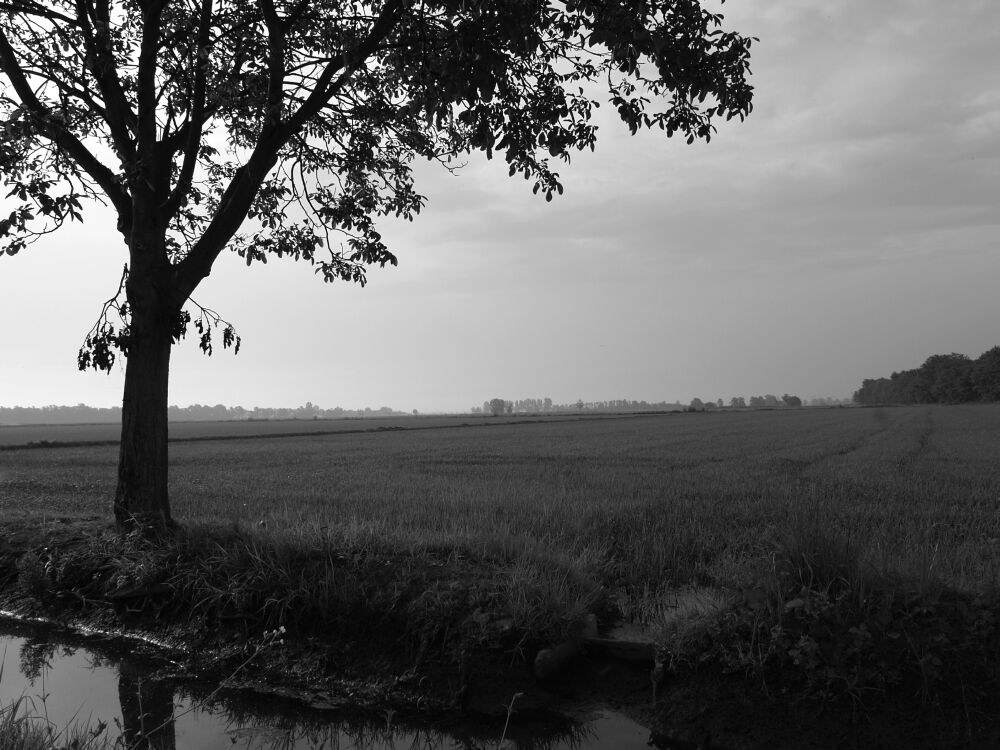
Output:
top-left (4, 406), bottom-right (1000, 623)
top-left (0, 691), bottom-right (113, 750)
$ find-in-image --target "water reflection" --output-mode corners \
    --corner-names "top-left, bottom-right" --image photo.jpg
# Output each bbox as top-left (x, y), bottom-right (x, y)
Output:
top-left (118, 660), bottom-right (176, 749)
top-left (0, 623), bottom-right (651, 749)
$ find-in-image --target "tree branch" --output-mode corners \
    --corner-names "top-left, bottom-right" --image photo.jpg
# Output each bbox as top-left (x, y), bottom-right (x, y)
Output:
top-left (0, 25), bottom-right (132, 220)
top-left (172, 0), bottom-right (410, 305)
top-left (134, 0), bottom-right (164, 195)
top-left (75, 0), bottom-right (138, 160)
top-left (171, 145), bottom-right (280, 305)
top-left (260, 0), bottom-right (285, 128)
top-left (0, 0), bottom-right (76, 25)
top-left (285, 0), bottom-right (408, 132)
top-left (162, 0), bottom-right (213, 217)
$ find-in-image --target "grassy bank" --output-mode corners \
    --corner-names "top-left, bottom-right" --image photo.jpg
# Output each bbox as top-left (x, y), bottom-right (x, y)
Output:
top-left (2, 406), bottom-right (1000, 745)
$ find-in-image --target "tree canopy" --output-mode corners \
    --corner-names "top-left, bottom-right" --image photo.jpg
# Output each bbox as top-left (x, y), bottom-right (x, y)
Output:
top-left (0, 0), bottom-right (754, 528)
top-left (1, 0), bottom-right (754, 300)
top-left (853, 348), bottom-right (1000, 405)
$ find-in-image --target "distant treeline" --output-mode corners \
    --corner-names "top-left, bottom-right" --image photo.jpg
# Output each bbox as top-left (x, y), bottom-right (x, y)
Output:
top-left (853, 347), bottom-right (1000, 405)
top-left (0, 402), bottom-right (410, 425)
top-left (473, 395), bottom-right (848, 416)
top-left (472, 398), bottom-right (687, 415)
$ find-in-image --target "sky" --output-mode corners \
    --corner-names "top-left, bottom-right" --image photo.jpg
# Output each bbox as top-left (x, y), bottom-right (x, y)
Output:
top-left (1, 0), bottom-right (998, 413)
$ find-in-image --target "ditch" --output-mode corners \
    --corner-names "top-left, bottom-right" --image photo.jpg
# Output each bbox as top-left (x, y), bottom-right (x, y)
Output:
top-left (0, 618), bottom-right (654, 750)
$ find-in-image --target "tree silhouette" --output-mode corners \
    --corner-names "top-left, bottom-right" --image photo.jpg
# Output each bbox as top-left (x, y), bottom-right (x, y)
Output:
top-left (853, 347), bottom-right (1000, 405)
top-left (0, 0), bottom-right (754, 529)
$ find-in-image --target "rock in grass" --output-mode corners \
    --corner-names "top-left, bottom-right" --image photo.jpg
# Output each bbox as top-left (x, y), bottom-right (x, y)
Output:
top-left (533, 614), bottom-right (600, 679)
top-left (533, 640), bottom-right (581, 680)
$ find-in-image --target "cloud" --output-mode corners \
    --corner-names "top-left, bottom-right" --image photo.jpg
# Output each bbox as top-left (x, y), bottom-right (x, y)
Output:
top-left (4, 0), bottom-right (1000, 411)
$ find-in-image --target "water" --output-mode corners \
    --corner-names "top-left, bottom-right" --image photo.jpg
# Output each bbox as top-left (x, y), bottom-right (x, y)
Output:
top-left (0, 622), bottom-right (652, 749)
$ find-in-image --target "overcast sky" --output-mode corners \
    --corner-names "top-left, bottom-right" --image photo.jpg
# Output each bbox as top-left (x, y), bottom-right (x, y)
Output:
top-left (1, 0), bottom-right (998, 413)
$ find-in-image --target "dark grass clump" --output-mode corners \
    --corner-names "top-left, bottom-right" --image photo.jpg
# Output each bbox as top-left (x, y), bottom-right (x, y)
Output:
top-left (2, 523), bottom-right (605, 675)
top-left (655, 518), bottom-right (1000, 724)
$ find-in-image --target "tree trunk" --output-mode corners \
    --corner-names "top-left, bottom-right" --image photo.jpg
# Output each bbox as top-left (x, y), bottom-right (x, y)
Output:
top-left (114, 262), bottom-right (175, 530)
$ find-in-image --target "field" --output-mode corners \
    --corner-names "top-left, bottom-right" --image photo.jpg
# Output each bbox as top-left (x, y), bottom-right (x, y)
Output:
top-left (4, 404), bottom-right (1000, 747)
top-left (4, 405), bottom-right (1000, 600)
top-left (0, 413), bottom-right (512, 446)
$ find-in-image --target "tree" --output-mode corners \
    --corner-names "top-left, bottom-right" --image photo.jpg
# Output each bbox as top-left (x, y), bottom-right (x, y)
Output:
top-left (0, 0), bottom-right (754, 530)
top-left (488, 398), bottom-right (506, 416)
top-left (918, 353), bottom-right (974, 404)
top-left (974, 347), bottom-right (1000, 401)
top-left (781, 393), bottom-right (801, 407)
top-left (729, 396), bottom-right (745, 409)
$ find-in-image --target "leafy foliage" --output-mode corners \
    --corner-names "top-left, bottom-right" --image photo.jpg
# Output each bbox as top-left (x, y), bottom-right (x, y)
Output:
top-left (1, 0), bottom-right (755, 368)
top-left (854, 347), bottom-right (1000, 405)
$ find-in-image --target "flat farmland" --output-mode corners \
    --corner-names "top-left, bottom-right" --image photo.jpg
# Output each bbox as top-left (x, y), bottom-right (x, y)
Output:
top-left (0, 414), bottom-right (554, 446)
top-left (3, 405), bottom-right (1000, 605)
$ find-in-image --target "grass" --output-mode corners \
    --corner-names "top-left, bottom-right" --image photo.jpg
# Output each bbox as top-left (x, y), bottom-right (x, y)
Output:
top-left (7, 405), bottom-right (999, 592)
top-left (3, 405), bottom-right (1000, 729)
top-left (0, 672), bottom-right (114, 750)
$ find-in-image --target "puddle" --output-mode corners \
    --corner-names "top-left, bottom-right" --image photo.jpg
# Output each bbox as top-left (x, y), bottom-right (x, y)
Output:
top-left (0, 622), bottom-right (652, 749)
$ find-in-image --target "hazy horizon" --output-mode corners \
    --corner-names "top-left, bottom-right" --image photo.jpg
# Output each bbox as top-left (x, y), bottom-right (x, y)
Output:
top-left (2, 0), bottom-right (997, 414)
top-left (0, 392), bottom-right (853, 415)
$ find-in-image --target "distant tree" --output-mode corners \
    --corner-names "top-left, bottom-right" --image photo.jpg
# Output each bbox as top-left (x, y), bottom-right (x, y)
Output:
top-left (781, 394), bottom-right (802, 407)
top-left (853, 348), bottom-right (995, 405)
top-left (748, 396), bottom-right (765, 408)
top-left (974, 347), bottom-right (1000, 401)
top-left (543, 397), bottom-right (553, 412)
top-left (763, 394), bottom-right (780, 408)
top-left (689, 397), bottom-right (704, 411)
top-left (918, 353), bottom-right (974, 403)
top-left (853, 378), bottom-right (895, 405)
top-left (0, 0), bottom-right (754, 530)
top-left (716, 398), bottom-right (724, 409)
top-left (730, 396), bottom-right (746, 409)
top-left (488, 398), bottom-right (506, 417)
top-left (505, 400), bottom-right (514, 415)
